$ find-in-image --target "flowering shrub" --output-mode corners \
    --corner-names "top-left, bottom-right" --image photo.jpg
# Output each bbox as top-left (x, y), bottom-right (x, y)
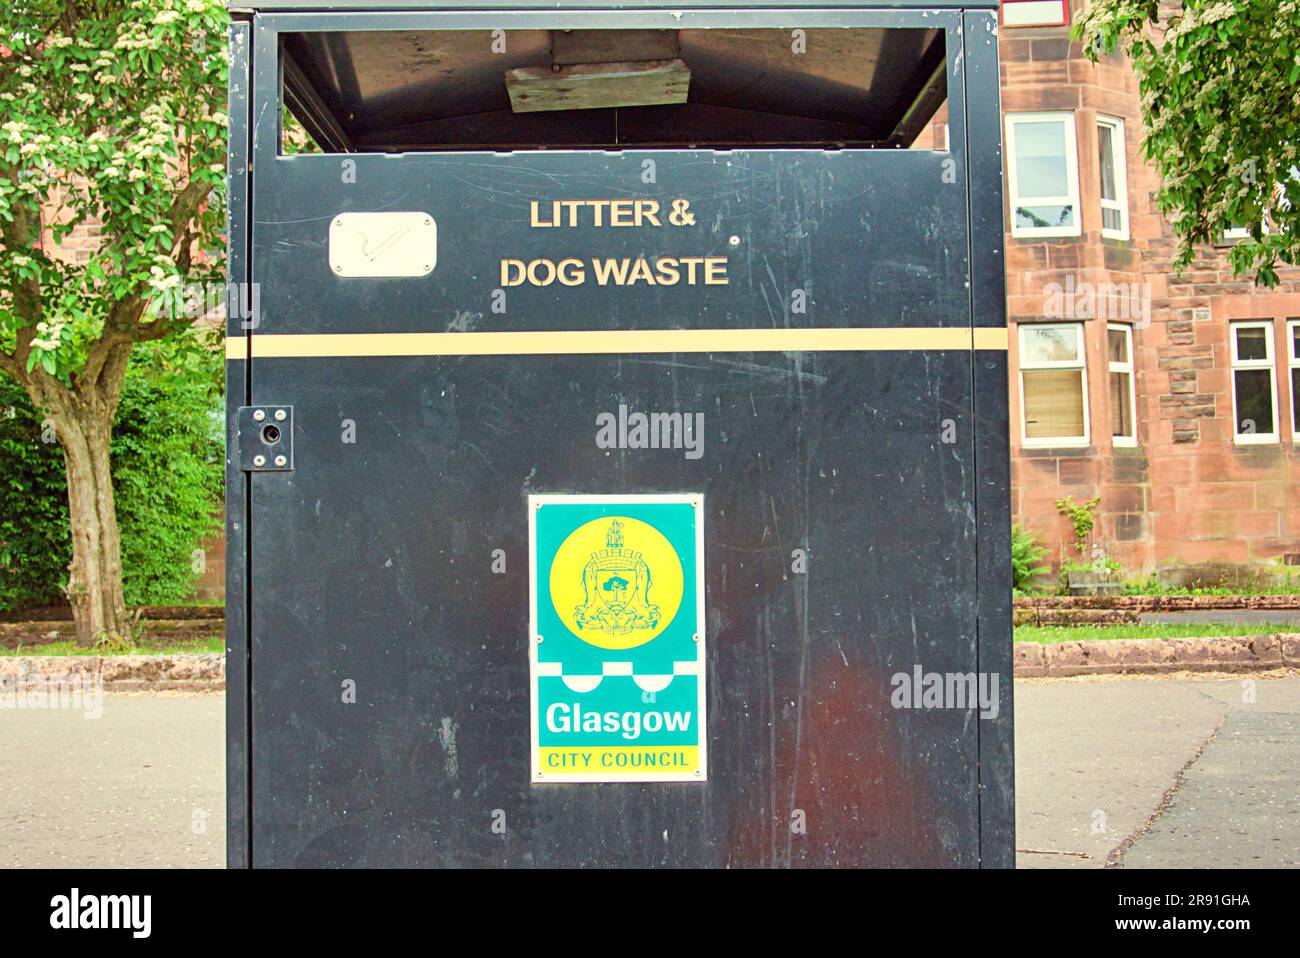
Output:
top-left (0, 1), bottom-right (228, 642)
top-left (1074, 0), bottom-right (1300, 285)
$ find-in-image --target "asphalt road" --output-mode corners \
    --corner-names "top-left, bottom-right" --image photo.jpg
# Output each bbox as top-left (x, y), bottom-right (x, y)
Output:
top-left (0, 693), bottom-right (224, 868)
top-left (1015, 674), bottom-right (1300, 868)
top-left (1, 676), bottom-right (1296, 868)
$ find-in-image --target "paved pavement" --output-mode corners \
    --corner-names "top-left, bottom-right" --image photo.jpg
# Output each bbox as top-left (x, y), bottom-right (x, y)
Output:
top-left (0, 693), bottom-right (224, 868)
top-left (1, 677), bottom-right (1296, 868)
top-left (1015, 673), bottom-right (1300, 868)
top-left (1112, 700), bottom-right (1300, 868)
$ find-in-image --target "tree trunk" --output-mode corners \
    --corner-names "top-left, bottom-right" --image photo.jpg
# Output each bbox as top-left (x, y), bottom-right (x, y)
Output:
top-left (14, 339), bottom-right (136, 646)
top-left (52, 405), bottom-right (131, 646)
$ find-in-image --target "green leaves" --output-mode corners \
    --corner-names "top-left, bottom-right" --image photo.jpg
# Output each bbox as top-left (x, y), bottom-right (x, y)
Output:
top-left (1075, 0), bottom-right (1300, 285)
top-left (0, 339), bottom-right (223, 611)
top-left (0, 1), bottom-right (230, 374)
top-left (1011, 525), bottom-right (1051, 595)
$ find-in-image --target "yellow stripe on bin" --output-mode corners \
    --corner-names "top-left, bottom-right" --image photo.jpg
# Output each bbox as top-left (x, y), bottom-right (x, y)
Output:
top-left (226, 326), bottom-right (1008, 360)
top-left (973, 327), bottom-right (1010, 350)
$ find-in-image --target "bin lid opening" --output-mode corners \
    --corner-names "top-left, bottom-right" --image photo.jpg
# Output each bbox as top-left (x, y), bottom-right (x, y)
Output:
top-left (281, 27), bottom-right (947, 152)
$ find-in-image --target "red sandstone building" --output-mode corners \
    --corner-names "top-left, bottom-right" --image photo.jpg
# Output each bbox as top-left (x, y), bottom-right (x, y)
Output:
top-left (972, 1), bottom-right (1299, 582)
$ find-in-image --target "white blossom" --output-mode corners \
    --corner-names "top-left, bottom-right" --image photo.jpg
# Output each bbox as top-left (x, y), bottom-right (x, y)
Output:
top-left (147, 268), bottom-right (181, 293)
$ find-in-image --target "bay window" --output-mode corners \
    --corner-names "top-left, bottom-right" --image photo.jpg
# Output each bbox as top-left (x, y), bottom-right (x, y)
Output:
top-left (1006, 112), bottom-right (1081, 238)
top-left (1020, 323), bottom-right (1089, 447)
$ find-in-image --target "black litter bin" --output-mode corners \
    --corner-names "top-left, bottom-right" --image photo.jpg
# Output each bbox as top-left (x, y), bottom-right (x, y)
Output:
top-left (225, 0), bottom-right (1014, 867)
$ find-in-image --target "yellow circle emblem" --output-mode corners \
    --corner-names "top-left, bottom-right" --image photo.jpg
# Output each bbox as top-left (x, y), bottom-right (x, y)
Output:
top-left (549, 516), bottom-right (683, 650)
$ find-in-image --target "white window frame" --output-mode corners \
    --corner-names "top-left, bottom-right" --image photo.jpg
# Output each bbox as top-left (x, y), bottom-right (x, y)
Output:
top-left (1107, 323), bottom-right (1137, 447)
top-left (1006, 112), bottom-right (1082, 239)
top-left (1288, 319), bottom-right (1300, 442)
top-left (1221, 172), bottom-right (1296, 241)
top-left (1096, 115), bottom-right (1129, 241)
top-left (1018, 322), bottom-right (1090, 448)
top-left (1229, 320), bottom-right (1279, 445)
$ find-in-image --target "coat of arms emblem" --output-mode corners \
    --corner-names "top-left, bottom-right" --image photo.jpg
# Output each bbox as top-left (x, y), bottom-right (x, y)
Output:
top-left (573, 519), bottom-right (662, 635)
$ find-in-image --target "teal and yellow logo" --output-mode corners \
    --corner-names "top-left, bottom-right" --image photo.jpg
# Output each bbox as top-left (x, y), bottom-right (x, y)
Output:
top-left (530, 495), bottom-right (706, 783)
top-left (550, 517), bottom-right (683, 650)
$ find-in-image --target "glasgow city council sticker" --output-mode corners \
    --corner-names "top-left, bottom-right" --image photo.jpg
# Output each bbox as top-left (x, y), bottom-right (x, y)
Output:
top-left (529, 494), bottom-right (706, 783)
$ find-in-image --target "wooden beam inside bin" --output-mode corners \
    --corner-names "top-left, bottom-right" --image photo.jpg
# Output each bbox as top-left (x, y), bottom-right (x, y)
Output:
top-left (505, 59), bottom-right (691, 113)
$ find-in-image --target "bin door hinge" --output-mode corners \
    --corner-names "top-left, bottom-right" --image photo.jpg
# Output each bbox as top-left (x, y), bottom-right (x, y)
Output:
top-left (238, 406), bottom-right (293, 472)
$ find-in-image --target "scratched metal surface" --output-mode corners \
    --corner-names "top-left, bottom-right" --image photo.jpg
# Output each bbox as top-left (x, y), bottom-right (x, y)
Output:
top-left (225, 18), bottom-right (252, 870)
top-left (231, 11), bottom-right (1012, 868)
top-left (253, 152), bottom-right (971, 335)
top-left (963, 10), bottom-right (1016, 868)
top-left (244, 155), bottom-right (982, 866)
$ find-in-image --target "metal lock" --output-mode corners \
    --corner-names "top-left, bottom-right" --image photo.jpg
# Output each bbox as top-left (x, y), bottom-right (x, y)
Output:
top-left (238, 406), bottom-right (293, 472)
